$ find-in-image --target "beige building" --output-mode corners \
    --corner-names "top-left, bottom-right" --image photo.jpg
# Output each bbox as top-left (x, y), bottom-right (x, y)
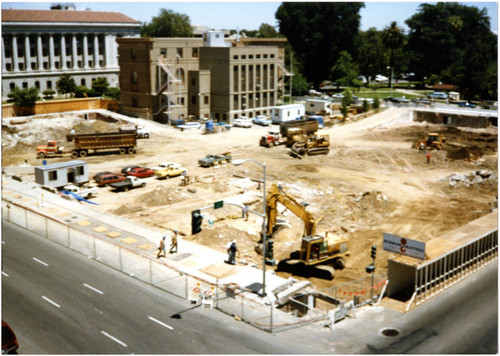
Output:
top-left (117, 31), bottom-right (289, 123)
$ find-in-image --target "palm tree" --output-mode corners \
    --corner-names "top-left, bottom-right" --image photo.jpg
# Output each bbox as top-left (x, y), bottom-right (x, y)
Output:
top-left (382, 21), bottom-right (404, 88)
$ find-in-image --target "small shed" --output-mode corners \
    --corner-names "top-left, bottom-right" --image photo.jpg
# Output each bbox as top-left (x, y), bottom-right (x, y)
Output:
top-left (271, 104), bottom-right (305, 124)
top-left (35, 160), bottom-right (89, 188)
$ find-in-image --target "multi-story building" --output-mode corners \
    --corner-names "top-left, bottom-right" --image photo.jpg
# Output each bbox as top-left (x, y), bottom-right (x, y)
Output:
top-left (118, 31), bottom-right (290, 123)
top-left (1, 6), bottom-right (141, 100)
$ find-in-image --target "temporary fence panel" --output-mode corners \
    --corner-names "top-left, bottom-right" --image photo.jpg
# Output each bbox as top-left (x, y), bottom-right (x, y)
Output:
top-left (94, 238), bottom-right (122, 270)
top-left (7, 204), bottom-right (27, 228)
top-left (46, 219), bottom-right (70, 247)
top-left (320, 273), bottom-right (387, 307)
top-left (26, 210), bottom-right (47, 238)
top-left (121, 248), bottom-right (152, 283)
top-left (69, 229), bottom-right (95, 258)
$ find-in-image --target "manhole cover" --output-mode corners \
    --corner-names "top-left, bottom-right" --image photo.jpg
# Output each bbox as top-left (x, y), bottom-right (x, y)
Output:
top-left (381, 328), bottom-right (400, 337)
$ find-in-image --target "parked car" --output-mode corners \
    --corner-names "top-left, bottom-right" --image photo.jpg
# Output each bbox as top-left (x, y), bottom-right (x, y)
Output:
top-left (93, 171), bottom-right (113, 180)
top-left (411, 98), bottom-right (431, 105)
top-left (110, 176), bottom-right (146, 192)
top-left (427, 92), bottom-right (448, 99)
top-left (198, 152), bottom-right (232, 167)
top-left (458, 102), bottom-right (476, 108)
top-left (121, 165), bottom-right (141, 174)
top-left (61, 184), bottom-right (98, 199)
top-left (253, 115), bottom-right (272, 126)
top-left (178, 122), bottom-right (202, 131)
top-left (152, 162), bottom-right (176, 171)
top-left (94, 173), bottom-right (126, 187)
top-left (215, 122), bottom-right (231, 130)
top-left (154, 164), bottom-right (187, 179)
top-left (384, 97), bottom-right (410, 104)
top-left (127, 167), bottom-right (155, 178)
top-left (2, 321), bottom-right (18, 354)
top-left (232, 118), bottom-right (252, 128)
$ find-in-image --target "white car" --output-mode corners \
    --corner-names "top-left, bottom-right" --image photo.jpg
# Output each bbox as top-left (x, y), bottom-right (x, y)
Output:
top-left (152, 162), bottom-right (176, 171)
top-left (375, 74), bottom-right (388, 82)
top-left (178, 122), bottom-right (202, 130)
top-left (232, 118), bottom-right (252, 128)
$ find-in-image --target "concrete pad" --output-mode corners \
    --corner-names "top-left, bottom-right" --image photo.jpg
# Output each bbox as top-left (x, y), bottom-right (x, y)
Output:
top-left (93, 226), bottom-right (108, 233)
top-left (76, 220), bottom-right (92, 226)
top-left (12, 194), bottom-right (23, 199)
top-left (48, 208), bottom-right (59, 213)
top-left (22, 197), bottom-right (32, 202)
top-left (122, 237), bottom-right (138, 244)
top-left (106, 231), bottom-right (121, 238)
top-left (200, 263), bottom-right (238, 278)
top-left (138, 243), bottom-right (154, 250)
top-left (57, 212), bottom-right (71, 217)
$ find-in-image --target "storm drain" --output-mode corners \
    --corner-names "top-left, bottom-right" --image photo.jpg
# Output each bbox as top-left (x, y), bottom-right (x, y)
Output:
top-left (380, 328), bottom-right (400, 337)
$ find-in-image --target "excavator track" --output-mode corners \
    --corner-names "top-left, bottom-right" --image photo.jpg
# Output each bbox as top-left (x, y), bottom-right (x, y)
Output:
top-left (307, 147), bottom-right (330, 155)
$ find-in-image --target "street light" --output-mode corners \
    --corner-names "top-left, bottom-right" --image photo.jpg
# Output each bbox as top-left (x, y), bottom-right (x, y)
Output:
top-left (232, 158), bottom-right (267, 296)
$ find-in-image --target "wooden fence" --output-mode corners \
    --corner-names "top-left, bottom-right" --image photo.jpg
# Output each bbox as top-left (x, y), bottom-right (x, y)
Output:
top-left (2, 98), bottom-right (119, 118)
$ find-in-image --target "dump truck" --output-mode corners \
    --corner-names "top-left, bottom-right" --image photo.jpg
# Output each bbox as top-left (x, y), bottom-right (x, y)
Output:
top-left (67, 132), bottom-right (137, 158)
top-left (36, 140), bottom-right (65, 159)
top-left (414, 133), bottom-right (446, 151)
top-left (279, 118), bottom-right (319, 138)
top-left (258, 183), bottom-right (349, 278)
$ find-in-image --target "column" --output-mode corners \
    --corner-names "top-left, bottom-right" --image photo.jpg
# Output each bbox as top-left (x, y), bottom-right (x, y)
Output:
top-left (93, 34), bottom-right (100, 68)
top-left (24, 35), bottom-right (32, 71)
top-left (12, 35), bottom-right (19, 72)
top-left (83, 34), bottom-right (89, 68)
top-left (61, 35), bottom-right (67, 69)
top-left (72, 35), bottom-right (77, 68)
top-left (104, 34), bottom-right (112, 67)
top-left (112, 34), bottom-right (118, 67)
top-left (49, 34), bottom-right (55, 70)
top-left (37, 35), bottom-right (43, 70)
top-left (2, 36), bottom-right (7, 72)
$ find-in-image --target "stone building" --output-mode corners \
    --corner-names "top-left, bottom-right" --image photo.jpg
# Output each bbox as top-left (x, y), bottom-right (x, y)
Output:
top-left (117, 31), bottom-right (290, 123)
top-left (1, 6), bottom-right (141, 100)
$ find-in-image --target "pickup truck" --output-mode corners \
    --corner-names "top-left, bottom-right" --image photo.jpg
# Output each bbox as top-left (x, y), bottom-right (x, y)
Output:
top-left (110, 176), bottom-right (146, 192)
top-left (61, 184), bottom-right (98, 199)
top-left (198, 152), bottom-right (232, 167)
top-left (136, 126), bottom-right (151, 139)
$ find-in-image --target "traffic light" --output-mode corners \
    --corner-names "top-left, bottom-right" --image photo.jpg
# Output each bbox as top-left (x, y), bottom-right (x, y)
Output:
top-left (371, 245), bottom-right (377, 259)
top-left (266, 239), bottom-right (274, 259)
top-left (191, 209), bottom-right (203, 235)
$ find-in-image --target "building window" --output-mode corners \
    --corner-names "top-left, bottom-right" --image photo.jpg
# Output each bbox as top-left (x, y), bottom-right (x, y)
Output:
top-left (81, 79), bottom-right (86, 86)
top-left (77, 166), bottom-right (84, 175)
top-left (48, 171), bottom-right (58, 181)
top-left (233, 55), bottom-right (238, 60)
top-left (131, 70), bottom-right (138, 84)
top-left (270, 54), bottom-right (275, 58)
top-left (176, 48), bottom-right (183, 58)
top-left (22, 82), bottom-right (28, 89)
top-left (191, 77), bottom-right (196, 86)
top-left (192, 48), bottom-right (198, 58)
top-left (204, 95), bottom-right (209, 105)
top-left (132, 98), bottom-right (138, 107)
top-left (35, 81), bottom-right (40, 89)
top-left (191, 95), bottom-right (197, 105)
top-left (241, 55), bottom-right (246, 59)
top-left (9, 83), bottom-right (15, 91)
top-left (264, 54), bottom-right (268, 58)
top-left (256, 54), bottom-right (261, 59)
top-left (131, 49), bottom-right (136, 59)
top-left (160, 48), bottom-right (167, 57)
top-left (249, 55), bottom-right (253, 59)
top-left (47, 81), bottom-right (52, 89)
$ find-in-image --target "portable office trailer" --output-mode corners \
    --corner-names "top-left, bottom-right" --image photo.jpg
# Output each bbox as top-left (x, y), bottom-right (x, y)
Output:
top-left (35, 160), bottom-right (89, 188)
top-left (306, 99), bottom-right (331, 115)
top-left (271, 104), bottom-right (305, 124)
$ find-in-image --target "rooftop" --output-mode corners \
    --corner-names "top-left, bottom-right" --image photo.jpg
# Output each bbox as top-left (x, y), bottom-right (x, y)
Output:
top-left (2, 9), bottom-right (140, 24)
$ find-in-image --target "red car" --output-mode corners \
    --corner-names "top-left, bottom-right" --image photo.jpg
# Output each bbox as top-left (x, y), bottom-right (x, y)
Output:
top-left (127, 167), bottom-right (154, 178)
top-left (94, 173), bottom-right (126, 187)
top-left (2, 321), bottom-right (19, 354)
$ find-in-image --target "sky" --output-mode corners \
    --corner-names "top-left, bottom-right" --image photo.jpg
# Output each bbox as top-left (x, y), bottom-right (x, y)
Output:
top-left (1, 1), bottom-right (498, 33)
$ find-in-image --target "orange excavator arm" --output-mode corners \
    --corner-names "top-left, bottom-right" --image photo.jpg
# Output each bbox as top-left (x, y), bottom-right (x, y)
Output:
top-left (266, 183), bottom-right (316, 237)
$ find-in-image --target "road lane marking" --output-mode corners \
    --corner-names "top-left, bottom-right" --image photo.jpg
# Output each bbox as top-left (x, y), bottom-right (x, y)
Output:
top-left (83, 283), bottom-right (104, 295)
top-left (42, 296), bottom-right (60, 308)
top-left (2, 271), bottom-right (9, 277)
top-left (33, 257), bottom-right (48, 267)
top-left (101, 331), bottom-right (128, 347)
top-left (148, 316), bottom-right (174, 330)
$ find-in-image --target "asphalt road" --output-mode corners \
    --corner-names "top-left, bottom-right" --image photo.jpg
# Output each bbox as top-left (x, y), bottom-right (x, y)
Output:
top-left (1, 221), bottom-right (317, 354)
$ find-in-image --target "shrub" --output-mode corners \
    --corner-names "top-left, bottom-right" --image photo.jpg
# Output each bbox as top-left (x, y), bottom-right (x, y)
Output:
top-left (105, 87), bottom-right (120, 100)
top-left (362, 99), bottom-right (370, 112)
top-left (42, 89), bottom-right (56, 99)
top-left (372, 97), bottom-right (380, 109)
top-left (74, 86), bottom-right (89, 98)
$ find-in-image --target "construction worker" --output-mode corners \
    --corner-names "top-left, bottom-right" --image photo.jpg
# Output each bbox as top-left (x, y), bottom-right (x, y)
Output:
top-left (426, 152), bottom-right (431, 164)
top-left (157, 236), bottom-right (166, 258)
top-left (169, 230), bottom-right (178, 253)
top-left (226, 240), bottom-right (239, 265)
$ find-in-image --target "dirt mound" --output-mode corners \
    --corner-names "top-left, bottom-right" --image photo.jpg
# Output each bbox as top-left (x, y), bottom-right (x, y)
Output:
top-left (110, 204), bottom-right (144, 215)
top-left (73, 120), bottom-right (116, 134)
top-left (137, 186), bottom-right (186, 206)
top-left (446, 146), bottom-right (486, 160)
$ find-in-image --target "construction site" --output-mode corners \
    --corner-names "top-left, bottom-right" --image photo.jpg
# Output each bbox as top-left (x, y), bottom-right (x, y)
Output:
top-left (2, 105), bottom-right (498, 293)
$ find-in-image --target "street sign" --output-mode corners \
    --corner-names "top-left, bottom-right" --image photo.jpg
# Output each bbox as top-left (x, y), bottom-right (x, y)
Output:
top-left (383, 233), bottom-right (426, 260)
top-left (214, 200), bottom-right (224, 209)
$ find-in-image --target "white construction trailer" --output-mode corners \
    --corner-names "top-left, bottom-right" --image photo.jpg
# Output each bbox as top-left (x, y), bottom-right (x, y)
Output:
top-left (35, 160), bottom-right (89, 188)
top-left (271, 104), bottom-right (306, 124)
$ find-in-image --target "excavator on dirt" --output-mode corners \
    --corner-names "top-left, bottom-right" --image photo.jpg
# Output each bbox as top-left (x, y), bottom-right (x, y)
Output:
top-left (414, 133), bottom-right (446, 151)
top-left (258, 183), bottom-right (349, 279)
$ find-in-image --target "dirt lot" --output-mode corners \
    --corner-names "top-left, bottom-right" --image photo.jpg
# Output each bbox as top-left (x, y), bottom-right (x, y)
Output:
top-left (2, 107), bottom-right (497, 290)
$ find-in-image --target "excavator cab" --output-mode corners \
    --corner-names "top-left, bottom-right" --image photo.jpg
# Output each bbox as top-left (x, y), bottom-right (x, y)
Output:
top-left (300, 233), bottom-right (349, 269)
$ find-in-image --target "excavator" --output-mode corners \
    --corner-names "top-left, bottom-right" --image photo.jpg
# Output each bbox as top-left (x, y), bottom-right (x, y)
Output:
top-left (258, 183), bottom-right (349, 278)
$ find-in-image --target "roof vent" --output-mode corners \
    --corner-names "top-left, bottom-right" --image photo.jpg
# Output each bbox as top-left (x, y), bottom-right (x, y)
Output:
top-left (50, 3), bottom-right (76, 11)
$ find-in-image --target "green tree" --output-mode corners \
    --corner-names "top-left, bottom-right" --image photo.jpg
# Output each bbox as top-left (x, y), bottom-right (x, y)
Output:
top-left (406, 3), bottom-right (497, 99)
top-left (290, 72), bottom-right (309, 96)
top-left (141, 9), bottom-right (193, 37)
top-left (11, 86), bottom-right (39, 107)
top-left (342, 88), bottom-right (354, 106)
top-left (382, 21), bottom-right (405, 88)
top-left (56, 74), bottom-right (76, 97)
top-left (276, 2), bottom-right (365, 85)
top-left (91, 77), bottom-right (110, 96)
top-left (362, 99), bottom-right (370, 113)
top-left (330, 51), bottom-right (359, 88)
top-left (358, 28), bottom-right (386, 84)
top-left (256, 23), bottom-right (281, 38)
top-left (106, 87), bottom-right (120, 100)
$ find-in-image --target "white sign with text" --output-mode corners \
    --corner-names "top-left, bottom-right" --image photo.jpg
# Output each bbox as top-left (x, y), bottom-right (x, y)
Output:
top-left (383, 233), bottom-right (426, 260)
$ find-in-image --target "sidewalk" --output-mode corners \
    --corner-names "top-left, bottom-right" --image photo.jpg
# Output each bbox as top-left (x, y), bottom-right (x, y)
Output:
top-left (2, 175), bottom-right (310, 322)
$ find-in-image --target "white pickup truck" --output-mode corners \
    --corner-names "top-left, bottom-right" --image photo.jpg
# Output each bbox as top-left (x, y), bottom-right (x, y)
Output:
top-left (136, 126), bottom-right (151, 139)
top-left (110, 176), bottom-right (146, 192)
top-left (62, 184), bottom-right (98, 199)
